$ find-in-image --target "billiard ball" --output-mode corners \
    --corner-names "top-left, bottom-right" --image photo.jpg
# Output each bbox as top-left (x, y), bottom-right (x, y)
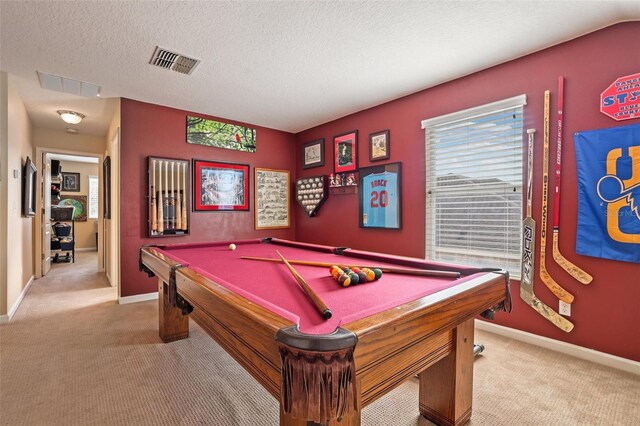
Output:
top-left (229, 243), bottom-right (237, 251)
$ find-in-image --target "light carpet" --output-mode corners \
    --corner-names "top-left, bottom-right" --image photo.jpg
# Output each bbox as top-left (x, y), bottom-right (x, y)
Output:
top-left (1, 252), bottom-right (638, 425)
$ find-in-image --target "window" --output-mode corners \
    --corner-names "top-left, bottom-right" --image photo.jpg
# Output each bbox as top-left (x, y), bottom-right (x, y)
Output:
top-left (88, 175), bottom-right (99, 219)
top-left (422, 95), bottom-right (526, 276)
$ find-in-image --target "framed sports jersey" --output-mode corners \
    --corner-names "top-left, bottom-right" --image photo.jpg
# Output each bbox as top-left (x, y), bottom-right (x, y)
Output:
top-left (358, 162), bottom-right (402, 229)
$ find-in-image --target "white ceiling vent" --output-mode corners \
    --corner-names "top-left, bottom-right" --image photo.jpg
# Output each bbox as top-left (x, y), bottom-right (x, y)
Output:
top-left (149, 46), bottom-right (200, 75)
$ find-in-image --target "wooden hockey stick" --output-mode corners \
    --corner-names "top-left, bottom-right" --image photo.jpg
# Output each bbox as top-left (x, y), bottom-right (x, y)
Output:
top-left (551, 76), bottom-right (593, 284)
top-left (540, 90), bottom-right (574, 304)
top-left (521, 129), bottom-right (574, 332)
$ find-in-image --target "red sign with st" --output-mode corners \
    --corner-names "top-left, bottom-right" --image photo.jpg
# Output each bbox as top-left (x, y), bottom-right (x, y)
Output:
top-left (600, 72), bottom-right (640, 121)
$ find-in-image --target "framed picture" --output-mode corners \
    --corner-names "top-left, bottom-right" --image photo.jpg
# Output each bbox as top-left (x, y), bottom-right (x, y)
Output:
top-left (302, 138), bottom-right (325, 169)
top-left (62, 172), bottom-right (80, 192)
top-left (186, 116), bottom-right (257, 153)
top-left (57, 195), bottom-right (88, 222)
top-left (22, 156), bottom-right (37, 217)
top-left (255, 168), bottom-right (290, 229)
top-left (369, 129), bottom-right (390, 161)
top-left (103, 156), bottom-right (111, 219)
top-left (193, 160), bottom-right (249, 211)
top-left (358, 162), bottom-right (402, 229)
top-left (333, 130), bottom-right (358, 173)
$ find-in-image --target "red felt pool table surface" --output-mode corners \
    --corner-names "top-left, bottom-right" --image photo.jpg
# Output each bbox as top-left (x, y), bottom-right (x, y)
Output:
top-left (153, 238), bottom-right (484, 334)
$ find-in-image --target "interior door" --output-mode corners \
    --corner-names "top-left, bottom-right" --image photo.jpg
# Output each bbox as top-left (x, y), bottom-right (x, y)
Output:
top-left (41, 153), bottom-right (51, 275)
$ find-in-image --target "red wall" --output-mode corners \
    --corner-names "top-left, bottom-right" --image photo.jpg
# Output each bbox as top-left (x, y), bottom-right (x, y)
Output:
top-left (120, 99), bottom-right (295, 297)
top-left (294, 22), bottom-right (640, 361)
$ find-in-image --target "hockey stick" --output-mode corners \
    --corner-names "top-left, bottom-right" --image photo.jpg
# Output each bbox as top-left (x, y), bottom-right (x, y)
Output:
top-left (521, 129), bottom-right (574, 332)
top-left (540, 90), bottom-right (574, 304)
top-left (551, 76), bottom-right (593, 284)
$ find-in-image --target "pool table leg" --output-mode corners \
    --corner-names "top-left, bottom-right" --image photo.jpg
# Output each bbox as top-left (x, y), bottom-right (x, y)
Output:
top-left (158, 278), bottom-right (189, 343)
top-left (279, 388), bottom-right (362, 426)
top-left (418, 318), bottom-right (474, 426)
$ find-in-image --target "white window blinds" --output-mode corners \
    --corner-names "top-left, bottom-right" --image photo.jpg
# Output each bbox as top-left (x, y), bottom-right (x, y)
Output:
top-left (88, 175), bottom-right (99, 219)
top-left (422, 95), bottom-right (526, 276)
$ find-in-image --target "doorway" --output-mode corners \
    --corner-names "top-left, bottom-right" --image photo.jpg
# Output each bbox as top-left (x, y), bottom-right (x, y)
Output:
top-left (35, 148), bottom-right (104, 278)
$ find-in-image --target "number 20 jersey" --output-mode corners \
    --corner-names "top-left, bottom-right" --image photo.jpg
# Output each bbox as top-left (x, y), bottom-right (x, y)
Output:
top-left (362, 171), bottom-right (398, 228)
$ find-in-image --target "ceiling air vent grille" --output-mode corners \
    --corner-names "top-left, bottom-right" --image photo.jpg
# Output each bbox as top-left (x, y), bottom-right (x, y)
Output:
top-left (149, 46), bottom-right (200, 75)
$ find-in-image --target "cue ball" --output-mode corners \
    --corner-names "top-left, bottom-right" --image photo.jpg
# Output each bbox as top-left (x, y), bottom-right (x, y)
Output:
top-left (229, 244), bottom-right (237, 251)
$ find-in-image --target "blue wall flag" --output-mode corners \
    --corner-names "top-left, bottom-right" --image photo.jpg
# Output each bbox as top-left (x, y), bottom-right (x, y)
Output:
top-left (574, 123), bottom-right (640, 263)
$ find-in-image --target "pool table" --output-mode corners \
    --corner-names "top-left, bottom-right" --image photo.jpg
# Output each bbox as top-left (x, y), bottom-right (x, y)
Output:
top-left (139, 238), bottom-right (510, 426)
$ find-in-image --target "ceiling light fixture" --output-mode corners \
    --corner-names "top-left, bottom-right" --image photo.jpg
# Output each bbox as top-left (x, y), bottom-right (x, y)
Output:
top-left (57, 110), bottom-right (85, 124)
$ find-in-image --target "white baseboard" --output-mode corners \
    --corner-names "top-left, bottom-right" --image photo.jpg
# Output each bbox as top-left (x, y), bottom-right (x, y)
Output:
top-left (76, 247), bottom-right (97, 252)
top-left (0, 275), bottom-right (34, 324)
top-left (118, 292), bottom-right (158, 305)
top-left (475, 320), bottom-right (640, 376)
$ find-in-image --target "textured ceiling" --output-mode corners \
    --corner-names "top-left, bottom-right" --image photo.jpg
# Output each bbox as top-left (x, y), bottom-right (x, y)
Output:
top-left (1, 1), bottom-right (639, 136)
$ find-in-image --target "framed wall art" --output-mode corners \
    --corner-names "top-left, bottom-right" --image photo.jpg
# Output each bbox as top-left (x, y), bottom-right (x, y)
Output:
top-left (57, 195), bottom-right (88, 222)
top-left (193, 160), bottom-right (249, 211)
top-left (62, 172), bottom-right (80, 192)
top-left (333, 130), bottom-right (358, 173)
top-left (358, 162), bottom-right (402, 229)
top-left (255, 168), bottom-right (290, 229)
top-left (187, 116), bottom-right (257, 153)
top-left (103, 156), bottom-right (111, 219)
top-left (148, 156), bottom-right (190, 237)
top-left (302, 138), bottom-right (325, 169)
top-left (22, 156), bottom-right (37, 217)
top-left (369, 129), bottom-right (390, 162)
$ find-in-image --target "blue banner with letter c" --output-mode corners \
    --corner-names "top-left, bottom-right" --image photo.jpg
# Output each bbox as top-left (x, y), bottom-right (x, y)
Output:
top-left (574, 123), bottom-right (640, 263)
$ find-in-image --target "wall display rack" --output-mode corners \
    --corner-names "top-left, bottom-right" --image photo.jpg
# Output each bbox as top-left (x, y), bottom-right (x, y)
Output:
top-left (148, 156), bottom-right (190, 237)
top-left (295, 176), bottom-right (328, 217)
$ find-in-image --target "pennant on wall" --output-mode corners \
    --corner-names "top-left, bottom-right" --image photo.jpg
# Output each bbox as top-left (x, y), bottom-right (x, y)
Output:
top-left (574, 123), bottom-right (640, 263)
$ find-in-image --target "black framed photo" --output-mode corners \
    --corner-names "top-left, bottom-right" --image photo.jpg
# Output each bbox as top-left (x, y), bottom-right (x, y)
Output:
top-left (22, 156), bottom-right (37, 217)
top-left (103, 156), bottom-right (111, 219)
top-left (369, 129), bottom-right (390, 162)
top-left (333, 130), bottom-right (358, 174)
top-left (193, 159), bottom-right (249, 211)
top-left (302, 138), bottom-right (325, 169)
top-left (358, 162), bottom-right (402, 229)
top-left (62, 172), bottom-right (80, 192)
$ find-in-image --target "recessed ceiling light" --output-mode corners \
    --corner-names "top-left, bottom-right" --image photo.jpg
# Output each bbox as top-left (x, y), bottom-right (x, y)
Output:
top-left (57, 110), bottom-right (85, 124)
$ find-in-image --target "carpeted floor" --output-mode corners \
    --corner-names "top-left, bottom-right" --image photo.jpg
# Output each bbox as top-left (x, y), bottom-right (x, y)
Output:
top-left (1, 252), bottom-right (638, 425)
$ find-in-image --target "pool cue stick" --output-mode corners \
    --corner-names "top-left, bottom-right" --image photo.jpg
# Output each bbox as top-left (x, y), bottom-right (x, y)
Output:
top-left (157, 160), bottom-right (164, 234)
top-left (170, 161), bottom-right (175, 229)
top-left (175, 162), bottom-right (182, 230)
top-left (241, 256), bottom-right (461, 278)
top-left (551, 76), bottom-right (592, 284)
top-left (521, 129), bottom-right (574, 332)
top-left (540, 90), bottom-right (574, 304)
top-left (276, 251), bottom-right (332, 320)
top-left (151, 159), bottom-right (157, 233)
top-left (181, 162), bottom-right (188, 231)
top-left (164, 160), bottom-right (169, 230)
